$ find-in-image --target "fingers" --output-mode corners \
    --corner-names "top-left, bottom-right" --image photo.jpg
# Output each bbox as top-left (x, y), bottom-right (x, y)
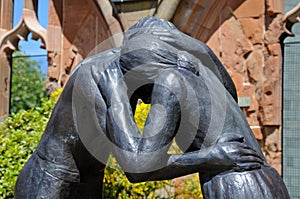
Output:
top-left (233, 153), bottom-right (264, 171)
top-left (218, 142), bottom-right (250, 155)
top-left (234, 162), bottom-right (262, 172)
top-left (235, 143), bottom-right (258, 153)
top-left (217, 133), bottom-right (244, 143)
top-left (152, 30), bottom-right (173, 37)
top-left (227, 142), bottom-right (263, 159)
top-left (157, 36), bottom-right (175, 43)
top-left (151, 31), bottom-right (177, 43)
top-left (240, 149), bottom-right (261, 158)
top-left (223, 142), bottom-right (264, 164)
top-left (238, 154), bottom-right (264, 164)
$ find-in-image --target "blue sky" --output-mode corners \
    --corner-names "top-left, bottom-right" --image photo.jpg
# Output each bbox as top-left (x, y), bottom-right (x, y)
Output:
top-left (13, 0), bottom-right (48, 73)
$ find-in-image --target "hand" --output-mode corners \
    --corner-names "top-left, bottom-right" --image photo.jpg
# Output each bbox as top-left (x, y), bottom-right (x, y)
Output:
top-left (152, 30), bottom-right (203, 54)
top-left (152, 30), bottom-right (200, 76)
top-left (152, 30), bottom-right (197, 52)
top-left (206, 133), bottom-right (263, 173)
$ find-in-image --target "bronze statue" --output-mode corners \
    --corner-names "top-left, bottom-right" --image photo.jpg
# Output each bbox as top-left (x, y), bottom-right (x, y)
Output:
top-left (14, 17), bottom-right (289, 199)
top-left (104, 17), bottom-right (290, 198)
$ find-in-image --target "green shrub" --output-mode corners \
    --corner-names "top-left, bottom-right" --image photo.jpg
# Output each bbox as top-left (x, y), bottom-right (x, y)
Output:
top-left (11, 52), bottom-right (47, 113)
top-left (0, 91), bottom-right (202, 199)
top-left (104, 156), bottom-right (173, 198)
top-left (0, 89), bottom-right (60, 198)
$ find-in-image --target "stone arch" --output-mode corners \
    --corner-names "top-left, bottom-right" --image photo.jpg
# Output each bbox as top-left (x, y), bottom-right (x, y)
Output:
top-left (0, 0), bottom-right (47, 54)
top-left (0, 0), bottom-right (47, 122)
top-left (283, 2), bottom-right (300, 35)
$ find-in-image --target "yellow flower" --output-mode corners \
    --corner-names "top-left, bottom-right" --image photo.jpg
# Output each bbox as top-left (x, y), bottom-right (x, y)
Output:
top-left (134, 100), bottom-right (151, 132)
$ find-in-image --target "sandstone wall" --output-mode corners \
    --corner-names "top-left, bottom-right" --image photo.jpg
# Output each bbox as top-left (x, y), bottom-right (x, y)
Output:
top-left (205, 0), bottom-right (284, 173)
top-left (44, 0), bottom-right (285, 173)
top-left (46, 0), bottom-right (114, 93)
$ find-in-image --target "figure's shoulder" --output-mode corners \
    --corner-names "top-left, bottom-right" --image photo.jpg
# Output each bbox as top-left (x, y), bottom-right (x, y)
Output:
top-left (71, 48), bottom-right (121, 76)
top-left (82, 48), bottom-right (121, 65)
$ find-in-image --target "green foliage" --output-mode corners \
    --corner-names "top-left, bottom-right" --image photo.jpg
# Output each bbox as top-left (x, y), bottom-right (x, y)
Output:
top-left (0, 89), bottom-right (60, 198)
top-left (104, 156), bottom-right (172, 198)
top-left (174, 175), bottom-right (203, 199)
top-left (10, 52), bottom-right (47, 113)
top-left (0, 91), bottom-right (202, 199)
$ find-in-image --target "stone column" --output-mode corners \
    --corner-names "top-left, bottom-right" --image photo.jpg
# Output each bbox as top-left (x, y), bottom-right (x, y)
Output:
top-left (0, 53), bottom-right (11, 122)
top-left (0, 0), bottom-right (13, 122)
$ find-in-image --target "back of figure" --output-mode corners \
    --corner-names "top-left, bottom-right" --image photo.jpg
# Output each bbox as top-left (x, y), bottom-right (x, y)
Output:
top-left (14, 49), bottom-right (121, 198)
top-left (171, 58), bottom-right (289, 199)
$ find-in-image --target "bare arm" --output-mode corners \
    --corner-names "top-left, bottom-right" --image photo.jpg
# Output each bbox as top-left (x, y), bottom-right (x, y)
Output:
top-left (100, 69), bottom-right (180, 173)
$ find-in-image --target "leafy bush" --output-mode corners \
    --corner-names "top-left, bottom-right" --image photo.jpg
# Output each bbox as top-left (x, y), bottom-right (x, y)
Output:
top-left (0, 89), bottom-right (60, 198)
top-left (104, 156), bottom-right (173, 198)
top-left (0, 91), bottom-right (202, 199)
top-left (11, 52), bottom-right (47, 113)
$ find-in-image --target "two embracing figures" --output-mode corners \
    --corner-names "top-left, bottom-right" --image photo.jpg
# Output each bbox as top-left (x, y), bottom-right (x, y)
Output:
top-left (15, 17), bottom-right (289, 199)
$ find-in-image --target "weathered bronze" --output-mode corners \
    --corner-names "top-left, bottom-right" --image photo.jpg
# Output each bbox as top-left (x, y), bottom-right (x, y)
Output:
top-left (15, 17), bottom-right (289, 199)
top-left (106, 17), bottom-right (290, 199)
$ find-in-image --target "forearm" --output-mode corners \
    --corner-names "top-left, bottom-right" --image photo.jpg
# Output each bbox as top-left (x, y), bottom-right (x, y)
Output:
top-left (105, 72), bottom-right (182, 172)
top-left (124, 149), bottom-right (211, 182)
top-left (125, 135), bottom-right (264, 183)
top-left (107, 99), bottom-right (176, 173)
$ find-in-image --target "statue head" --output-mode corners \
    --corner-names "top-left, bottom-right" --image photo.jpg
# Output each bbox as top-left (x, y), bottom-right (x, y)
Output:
top-left (125, 16), bottom-right (177, 40)
top-left (120, 17), bottom-right (180, 109)
top-left (120, 17), bottom-right (179, 75)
